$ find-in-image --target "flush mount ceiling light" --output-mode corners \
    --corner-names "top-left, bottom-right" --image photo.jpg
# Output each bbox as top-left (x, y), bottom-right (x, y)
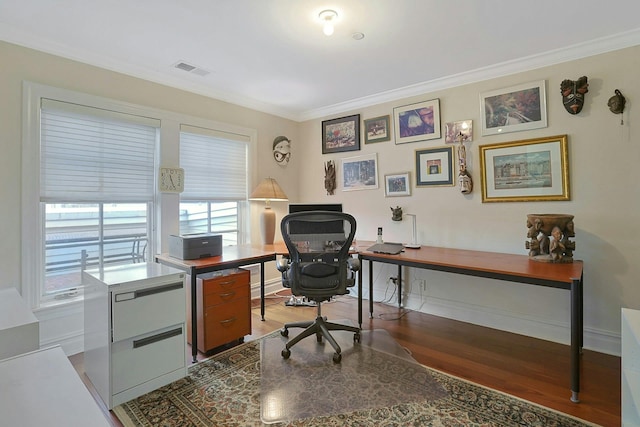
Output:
top-left (319, 9), bottom-right (338, 36)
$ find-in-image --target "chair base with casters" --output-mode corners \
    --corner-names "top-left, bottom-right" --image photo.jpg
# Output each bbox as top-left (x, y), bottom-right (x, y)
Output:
top-left (280, 302), bottom-right (361, 363)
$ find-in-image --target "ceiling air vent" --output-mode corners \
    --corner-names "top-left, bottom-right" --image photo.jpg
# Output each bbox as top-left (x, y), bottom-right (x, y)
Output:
top-left (173, 61), bottom-right (210, 76)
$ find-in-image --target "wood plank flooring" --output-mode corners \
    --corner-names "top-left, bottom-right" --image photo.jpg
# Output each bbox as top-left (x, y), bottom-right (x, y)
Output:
top-left (71, 292), bottom-right (620, 426)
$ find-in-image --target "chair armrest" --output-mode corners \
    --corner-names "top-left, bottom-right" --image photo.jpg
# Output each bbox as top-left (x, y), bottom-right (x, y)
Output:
top-left (347, 257), bottom-right (360, 272)
top-left (276, 256), bottom-right (290, 272)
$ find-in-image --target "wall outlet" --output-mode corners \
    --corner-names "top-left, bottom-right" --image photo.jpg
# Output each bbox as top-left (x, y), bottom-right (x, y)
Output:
top-left (418, 279), bottom-right (426, 291)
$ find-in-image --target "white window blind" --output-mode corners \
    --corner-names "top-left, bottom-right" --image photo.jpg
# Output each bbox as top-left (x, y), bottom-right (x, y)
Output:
top-left (40, 99), bottom-right (159, 202)
top-left (180, 125), bottom-right (248, 201)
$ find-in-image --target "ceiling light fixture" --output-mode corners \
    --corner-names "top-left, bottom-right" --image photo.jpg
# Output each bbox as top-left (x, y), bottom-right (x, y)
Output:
top-left (319, 9), bottom-right (338, 36)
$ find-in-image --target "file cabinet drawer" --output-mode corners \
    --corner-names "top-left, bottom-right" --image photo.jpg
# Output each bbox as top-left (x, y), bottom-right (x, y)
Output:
top-left (203, 298), bottom-right (251, 350)
top-left (112, 281), bottom-right (185, 342)
top-left (203, 283), bottom-right (249, 308)
top-left (111, 325), bottom-right (185, 394)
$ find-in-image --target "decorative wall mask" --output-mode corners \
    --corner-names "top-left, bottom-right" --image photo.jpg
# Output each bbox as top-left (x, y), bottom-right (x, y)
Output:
top-left (324, 160), bottom-right (336, 195)
top-left (607, 89), bottom-right (626, 124)
top-left (272, 136), bottom-right (291, 166)
top-left (560, 76), bottom-right (589, 114)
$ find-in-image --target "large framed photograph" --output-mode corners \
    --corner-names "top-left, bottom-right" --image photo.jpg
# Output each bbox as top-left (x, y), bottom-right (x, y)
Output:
top-left (393, 99), bottom-right (441, 144)
top-left (384, 172), bottom-right (411, 197)
top-left (322, 114), bottom-right (360, 154)
top-left (479, 135), bottom-right (570, 203)
top-left (341, 153), bottom-right (378, 191)
top-left (363, 115), bottom-right (391, 144)
top-left (415, 146), bottom-right (454, 187)
top-left (480, 80), bottom-right (547, 136)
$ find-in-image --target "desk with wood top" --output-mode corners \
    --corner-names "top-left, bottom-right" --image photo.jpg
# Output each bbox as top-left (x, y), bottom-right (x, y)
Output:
top-left (357, 244), bottom-right (584, 403)
top-left (156, 245), bottom-right (277, 363)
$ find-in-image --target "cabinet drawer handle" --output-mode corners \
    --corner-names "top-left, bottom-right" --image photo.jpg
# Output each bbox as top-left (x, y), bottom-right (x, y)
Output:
top-left (219, 317), bottom-right (237, 327)
top-left (219, 291), bottom-right (236, 300)
top-left (218, 280), bottom-right (236, 287)
top-left (133, 327), bottom-right (182, 349)
top-left (134, 282), bottom-right (183, 299)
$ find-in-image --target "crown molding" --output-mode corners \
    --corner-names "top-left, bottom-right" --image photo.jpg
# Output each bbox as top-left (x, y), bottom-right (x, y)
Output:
top-left (298, 28), bottom-right (640, 122)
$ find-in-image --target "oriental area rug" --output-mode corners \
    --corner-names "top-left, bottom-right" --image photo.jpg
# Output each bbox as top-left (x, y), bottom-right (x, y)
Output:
top-left (114, 329), bottom-right (597, 427)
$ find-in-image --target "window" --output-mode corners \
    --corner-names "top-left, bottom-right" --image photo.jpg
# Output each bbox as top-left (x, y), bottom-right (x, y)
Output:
top-left (22, 83), bottom-right (256, 312)
top-left (31, 95), bottom-right (158, 305)
top-left (179, 126), bottom-right (249, 245)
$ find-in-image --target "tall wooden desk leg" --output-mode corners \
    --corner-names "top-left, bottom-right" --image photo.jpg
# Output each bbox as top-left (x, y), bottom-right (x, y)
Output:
top-left (260, 261), bottom-right (266, 321)
top-left (570, 276), bottom-right (582, 403)
top-left (368, 260), bottom-right (374, 319)
top-left (189, 268), bottom-right (198, 363)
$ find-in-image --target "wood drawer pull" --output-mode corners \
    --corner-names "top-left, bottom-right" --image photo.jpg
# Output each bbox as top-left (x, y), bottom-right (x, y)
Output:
top-left (219, 317), bottom-right (237, 327)
top-left (219, 291), bottom-right (236, 300)
top-left (218, 280), bottom-right (236, 287)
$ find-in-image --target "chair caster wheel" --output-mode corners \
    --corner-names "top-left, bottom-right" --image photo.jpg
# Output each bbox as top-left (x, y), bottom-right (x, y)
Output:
top-left (333, 353), bottom-right (342, 363)
top-left (354, 333), bottom-right (361, 343)
top-left (316, 334), bottom-right (323, 343)
top-left (281, 348), bottom-right (291, 359)
top-left (281, 328), bottom-right (289, 337)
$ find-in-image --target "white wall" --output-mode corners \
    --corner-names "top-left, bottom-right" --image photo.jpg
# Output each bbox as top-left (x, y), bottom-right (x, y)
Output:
top-left (1, 40), bottom-right (638, 356)
top-left (296, 45), bottom-right (640, 355)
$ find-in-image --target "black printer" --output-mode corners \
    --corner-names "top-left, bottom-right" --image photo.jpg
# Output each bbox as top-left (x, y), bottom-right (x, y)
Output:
top-left (168, 233), bottom-right (222, 260)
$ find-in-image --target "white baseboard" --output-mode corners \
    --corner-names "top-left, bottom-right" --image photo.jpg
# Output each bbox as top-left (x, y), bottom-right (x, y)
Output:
top-left (396, 293), bottom-right (621, 356)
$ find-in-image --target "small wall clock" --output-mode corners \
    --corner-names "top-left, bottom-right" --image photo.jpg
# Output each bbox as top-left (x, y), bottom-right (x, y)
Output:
top-left (159, 167), bottom-right (184, 193)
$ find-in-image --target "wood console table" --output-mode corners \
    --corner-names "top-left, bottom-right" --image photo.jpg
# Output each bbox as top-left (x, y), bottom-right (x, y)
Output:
top-left (357, 245), bottom-right (584, 403)
top-left (156, 245), bottom-right (276, 363)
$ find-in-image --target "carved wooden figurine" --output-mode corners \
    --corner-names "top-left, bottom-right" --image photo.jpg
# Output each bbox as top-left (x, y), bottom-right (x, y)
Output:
top-left (525, 214), bottom-right (575, 263)
top-left (324, 160), bottom-right (336, 195)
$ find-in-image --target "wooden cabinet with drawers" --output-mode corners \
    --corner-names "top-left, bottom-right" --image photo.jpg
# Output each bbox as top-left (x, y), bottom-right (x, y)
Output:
top-left (187, 268), bottom-right (251, 353)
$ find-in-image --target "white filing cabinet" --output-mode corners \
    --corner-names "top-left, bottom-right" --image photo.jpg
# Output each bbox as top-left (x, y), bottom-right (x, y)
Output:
top-left (84, 263), bottom-right (187, 409)
top-left (0, 287), bottom-right (39, 360)
top-left (623, 308), bottom-right (640, 426)
top-left (0, 346), bottom-right (110, 426)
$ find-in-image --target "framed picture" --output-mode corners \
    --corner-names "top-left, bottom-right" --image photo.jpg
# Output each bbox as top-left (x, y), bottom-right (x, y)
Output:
top-left (445, 119), bottom-right (473, 144)
top-left (479, 134), bottom-right (570, 203)
top-left (363, 115), bottom-right (391, 144)
top-left (415, 146), bottom-right (454, 187)
top-left (393, 99), bottom-right (441, 144)
top-left (384, 172), bottom-right (411, 197)
top-left (341, 153), bottom-right (378, 191)
top-left (322, 114), bottom-right (360, 154)
top-left (480, 80), bottom-right (547, 136)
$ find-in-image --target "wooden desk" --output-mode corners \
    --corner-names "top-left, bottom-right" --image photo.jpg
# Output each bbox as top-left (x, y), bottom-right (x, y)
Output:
top-left (156, 245), bottom-right (277, 363)
top-left (357, 244), bottom-right (584, 403)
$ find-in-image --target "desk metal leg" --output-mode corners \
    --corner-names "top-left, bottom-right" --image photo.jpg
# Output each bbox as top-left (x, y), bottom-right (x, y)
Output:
top-left (397, 264), bottom-right (402, 308)
top-left (357, 257), bottom-right (362, 328)
top-left (260, 261), bottom-right (266, 321)
top-left (570, 276), bottom-right (582, 403)
top-left (368, 260), bottom-right (374, 319)
top-left (190, 269), bottom-right (198, 364)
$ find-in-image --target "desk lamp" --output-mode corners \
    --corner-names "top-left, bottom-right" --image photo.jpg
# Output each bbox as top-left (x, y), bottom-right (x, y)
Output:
top-left (249, 178), bottom-right (288, 245)
top-left (404, 213), bottom-right (420, 248)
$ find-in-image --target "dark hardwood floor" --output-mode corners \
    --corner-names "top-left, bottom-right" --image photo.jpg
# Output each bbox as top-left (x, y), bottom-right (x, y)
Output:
top-left (71, 292), bottom-right (620, 426)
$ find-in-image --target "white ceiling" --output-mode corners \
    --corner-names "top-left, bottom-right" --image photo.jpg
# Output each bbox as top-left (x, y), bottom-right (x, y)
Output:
top-left (2, 0), bottom-right (640, 121)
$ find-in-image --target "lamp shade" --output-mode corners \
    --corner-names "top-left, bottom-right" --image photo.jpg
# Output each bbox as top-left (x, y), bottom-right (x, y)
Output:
top-left (249, 177), bottom-right (288, 201)
top-left (249, 178), bottom-right (288, 245)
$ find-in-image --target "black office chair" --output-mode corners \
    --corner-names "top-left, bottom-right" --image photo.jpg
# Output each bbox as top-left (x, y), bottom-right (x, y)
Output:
top-left (276, 211), bottom-right (361, 363)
